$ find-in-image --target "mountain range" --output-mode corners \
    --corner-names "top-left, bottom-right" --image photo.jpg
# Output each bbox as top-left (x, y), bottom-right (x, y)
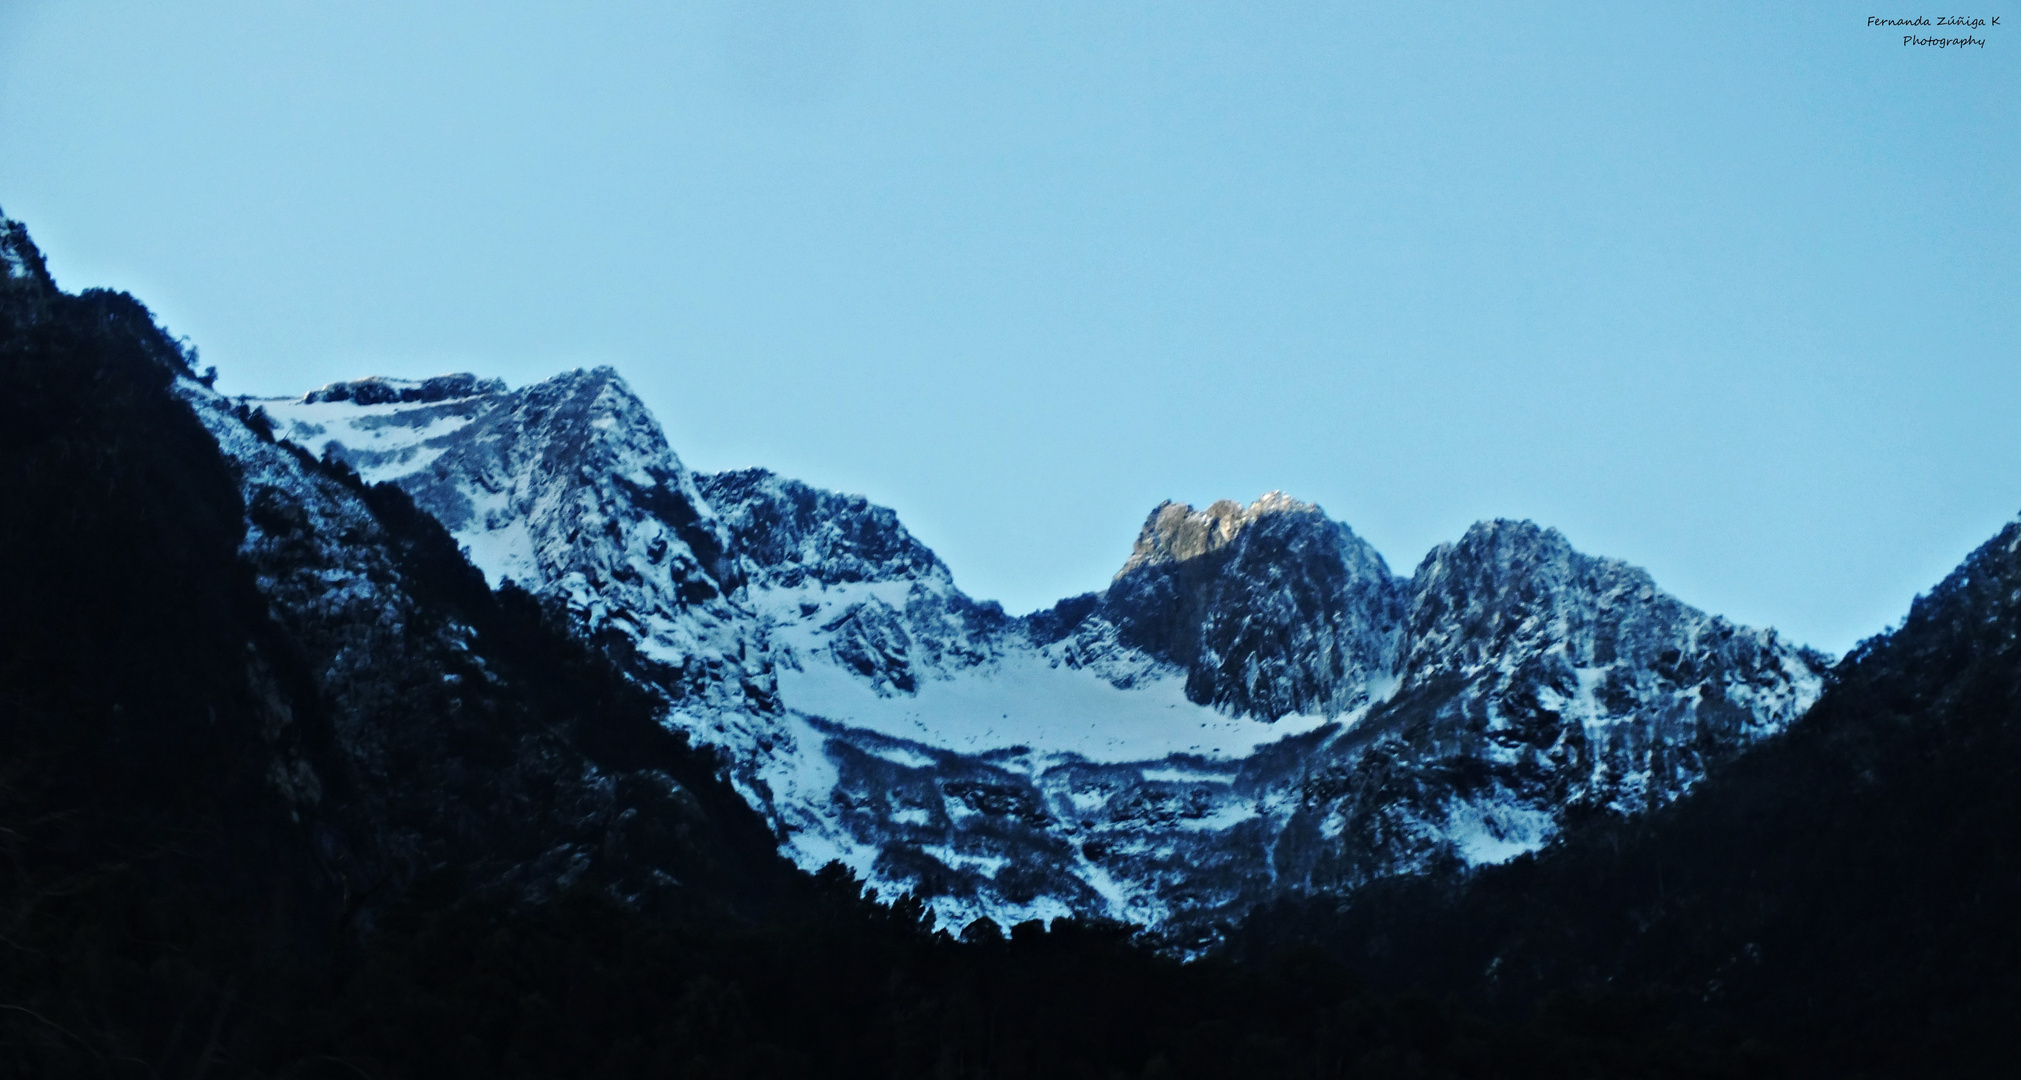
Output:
top-left (245, 364), bottom-right (1827, 946)
top-left (8, 205), bottom-right (2017, 1076)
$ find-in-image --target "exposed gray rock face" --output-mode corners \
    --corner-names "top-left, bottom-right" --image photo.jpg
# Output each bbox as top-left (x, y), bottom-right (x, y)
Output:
top-left (1042, 494), bottom-right (1407, 720)
top-left (1401, 520), bottom-right (1818, 817)
top-left (699, 468), bottom-right (1013, 690)
top-left (241, 369), bottom-right (1830, 947)
top-left (701, 468), bottom-right (947, 590)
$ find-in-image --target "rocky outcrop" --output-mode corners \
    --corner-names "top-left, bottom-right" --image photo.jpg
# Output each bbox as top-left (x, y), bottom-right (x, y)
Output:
top-left (699, 468), bottom-right (1013, 687)
top-left (701, 468), bottom-right (947, 591)
top-left (1042, 493), bottom-right (1407, 720)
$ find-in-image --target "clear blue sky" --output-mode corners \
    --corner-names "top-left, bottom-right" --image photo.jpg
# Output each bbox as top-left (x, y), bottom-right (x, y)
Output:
top-left (2, 1), bottom-right (2015, 653)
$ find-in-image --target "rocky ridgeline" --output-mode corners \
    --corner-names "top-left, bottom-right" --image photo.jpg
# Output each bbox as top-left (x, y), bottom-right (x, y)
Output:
top-left (698, 468), bottom-right (1015, 691)
top-left (1276, 520), bottom-right (1827, 903)
top-left (243, 370), bottom-right (1829, 942)
top-left (262, 371), bottom-right (779, 746)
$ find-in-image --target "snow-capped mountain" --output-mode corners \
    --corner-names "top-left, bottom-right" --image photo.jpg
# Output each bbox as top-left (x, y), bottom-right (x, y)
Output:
top-left (1279, 519), bottom-right (1826, 894)
top-left (250, 369), bottom-right (1829, 942)
top-left (261, 370), bottom-right (777, 734)
top-left (159, 370), bottom-right (781, 915)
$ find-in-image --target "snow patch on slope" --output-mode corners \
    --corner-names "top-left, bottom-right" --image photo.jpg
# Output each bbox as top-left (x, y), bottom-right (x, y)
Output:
top-left (781, 650), bottom-right (1333, 762)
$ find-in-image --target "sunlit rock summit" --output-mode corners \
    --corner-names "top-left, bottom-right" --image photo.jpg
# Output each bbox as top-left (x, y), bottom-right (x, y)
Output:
top-left (250, 369), bottom-right (1829, 945)
top-left (1054, 493), bottom-right (1407, 720)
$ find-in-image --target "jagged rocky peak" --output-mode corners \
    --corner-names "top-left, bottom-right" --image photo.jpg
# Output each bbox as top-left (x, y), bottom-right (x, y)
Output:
top-left (301, 373), bottom-right (507, 405)
top-left (257, 366), bottom-right (773, 719)
top-left (1340, 518), bottom-right (1833, 827)
top-left (1404, 518), bottom-right (1826, 686)
top-left (700, 468), bottom-right (1012, 696)
top-left (1405, 519), bottom-right (1614, 670)
top-left (1072, 492), bottom-right (1407, 719)
top-left (1118, 491), bottom-right (1317, 576)
top-left (699, 468), bottom-right (952, 591)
